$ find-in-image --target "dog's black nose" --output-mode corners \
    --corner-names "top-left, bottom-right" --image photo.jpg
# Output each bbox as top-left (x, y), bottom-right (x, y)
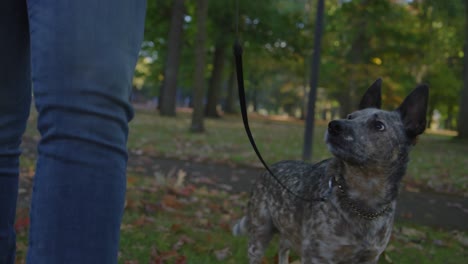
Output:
top-left (328, 120), bottom-right (342, 136)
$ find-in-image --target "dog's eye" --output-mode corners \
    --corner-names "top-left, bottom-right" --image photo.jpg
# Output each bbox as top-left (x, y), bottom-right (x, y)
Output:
top-left (374, 121), bottom-right (385, 131)
top-left (347, 114), bottom-right (353, 120)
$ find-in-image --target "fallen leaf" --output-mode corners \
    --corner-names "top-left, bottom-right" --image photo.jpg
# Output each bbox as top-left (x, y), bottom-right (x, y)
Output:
top-left (16, 241), bottom-right (27, 253)
top-left (400, 227), bottom-right (426, 241)
top-left (172, 235), bottom-right (195, 250)
top-left (384, 252), bottom-right (393, 263)
top-left (208, 203), bottom-right (221, 212)
top-left (175, 255), bottom-right (187, 264)
top-left (216, 183), bottom-right (233, 191)
top-left (132, 216), bottom-right (156, 227)
top-left (127, 176), bottom-right (138, 185)
top-left (174, 169), bottom-right (187, 188)
top-left (124, 198), bottom-right (140, 211)
top-left (404, 185), bottom-right (420, 193)
top-left (230, 175), bottom-right (240, 182)
top-left (400, 212), bottom-right (413, 219)
top-left (27, 166), bottom-right (35, 177)
top-left (14, 217), bottom-right (30, 232)
top-left (193, 177), bottom-right (216, 185)
top-left (453, 231), bottom-right (468, 247)
top-left (197, 218), bottom-right (209, 227)
top-left (214, 247), bottom-right (231, 261)
top-left (171, 223), bottom-right (183, 233)
top-left (132, 149), bottom-right (143, 155)
top-left (432, 239), bottom-right (446, 247)
top-left (406, 242), bottom-right (424, 250)
top-left (219, 222), bottom-right (232, 233)
top-left (162, 194), bottom-right (183, 209)
top-left (154, 172), bottom-right (167, 184)
top-left (385, 245), bottom-right (395, 252)
top-left (168, 184), bottom-right (196, 197)
top-left (149, 246), bottom-right (163, 264)
top-left (150, 246), bottom-right (180, 264)
top-left (143, 201), bottom-right (164, 214)
top-left (160, 250), bottom-right (179, 259)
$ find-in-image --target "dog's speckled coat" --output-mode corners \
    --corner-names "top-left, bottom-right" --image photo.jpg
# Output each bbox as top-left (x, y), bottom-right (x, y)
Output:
top-left (233, 79), bottom-right (429, 264)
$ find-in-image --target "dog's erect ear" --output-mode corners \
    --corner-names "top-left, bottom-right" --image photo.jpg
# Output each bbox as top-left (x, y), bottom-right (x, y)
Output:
top-left (359, 78), bottom-right (382, 110)
top-left (397, 84), bottom-right (429, 140)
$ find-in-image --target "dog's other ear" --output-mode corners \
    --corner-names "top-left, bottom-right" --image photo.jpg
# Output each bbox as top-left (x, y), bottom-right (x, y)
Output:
top-left (359, 78), bottom-right (382, 110)
top-left (397, 84), bottom-right (429, 141)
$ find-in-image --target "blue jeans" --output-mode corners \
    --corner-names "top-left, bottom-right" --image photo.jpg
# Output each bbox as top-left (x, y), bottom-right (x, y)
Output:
top-left (0, 0), bottom-right (146, 263)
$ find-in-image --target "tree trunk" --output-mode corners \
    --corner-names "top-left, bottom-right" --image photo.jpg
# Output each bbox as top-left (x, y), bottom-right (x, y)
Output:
top-left (300, 61), bottom-right (309, 120)
top-left (190, 0), bottom-right (208, 132)
top-left (251, 88), bottom-right (258, 112)
top-left (445, 104), bottom-right (453, 130)
top-left (339, 0), bottom-right (370, 117)
top-left (457, 2), bottom-right (468, 139)
top-left (302, 0), bottom-right (324, 161)
top-left (160, 0), bottom-right (185, 116)
top-left (224, 66), bottom-right (237, 114)
top-left (205, 40), bottom-right (227, 118)
top-left (341, 36), bottom-right (367, 117)
top-left (338, 90), bottom-right (354, 118)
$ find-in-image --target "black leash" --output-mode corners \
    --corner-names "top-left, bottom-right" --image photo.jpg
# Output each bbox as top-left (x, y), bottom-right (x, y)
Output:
top-left (233, 40), bottom-right (329, 202)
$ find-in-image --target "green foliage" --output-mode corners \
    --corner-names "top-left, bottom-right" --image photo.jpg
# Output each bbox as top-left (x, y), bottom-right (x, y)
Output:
top-left (138, 0), bottom-right (465, 126)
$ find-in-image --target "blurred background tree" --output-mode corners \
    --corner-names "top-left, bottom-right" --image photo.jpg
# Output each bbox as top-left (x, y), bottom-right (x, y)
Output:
top-left (134, 0), bottom-right (466, 138)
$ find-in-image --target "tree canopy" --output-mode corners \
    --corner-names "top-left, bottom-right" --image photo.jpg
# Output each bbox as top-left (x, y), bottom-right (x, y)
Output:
top-left (135, 0), bottom-right (466, 134)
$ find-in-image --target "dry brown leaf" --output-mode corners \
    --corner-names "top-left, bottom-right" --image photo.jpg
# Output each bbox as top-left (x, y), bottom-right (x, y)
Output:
top-left (172, 235), bottom-right (195, 250)
top-left (162, 194), bottom-right (183, 209)
top-left (175, 256), bottom-right (187, 264)
top-left (214, 247), bottom-right (231, 261)
top-left (171, 223), bottom-right (183, 233)
top-left (175, 169), bottom-right (187, 188)
top-left (400, 227), bottom-right (427, 241)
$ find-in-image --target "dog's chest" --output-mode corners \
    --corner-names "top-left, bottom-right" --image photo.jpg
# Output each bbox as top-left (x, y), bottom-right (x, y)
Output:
top-left (270, 200), bottom-right (394, 263)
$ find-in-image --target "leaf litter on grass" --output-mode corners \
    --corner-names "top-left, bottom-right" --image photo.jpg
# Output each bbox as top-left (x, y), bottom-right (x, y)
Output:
top-left (120, 171), bottom-right (468, 264)
top-left (120, 170), bottom-right (249, 263)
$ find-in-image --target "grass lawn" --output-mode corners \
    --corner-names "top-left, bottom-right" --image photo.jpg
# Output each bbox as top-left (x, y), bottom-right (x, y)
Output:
top-left (118, 176), bottom-right (468, 264)
top-left (14, 175), bottom-right (468, 263)
top-left (128, 109), bottom-right (467, 196)
top-left (14, 108), bottom-right (467, 263)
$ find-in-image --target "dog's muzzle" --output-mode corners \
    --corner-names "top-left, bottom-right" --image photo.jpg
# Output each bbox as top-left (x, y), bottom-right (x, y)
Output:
top-left (328, 120), bottom-right (344, 136)
top-left (327, 120), bottom-right (355, 143)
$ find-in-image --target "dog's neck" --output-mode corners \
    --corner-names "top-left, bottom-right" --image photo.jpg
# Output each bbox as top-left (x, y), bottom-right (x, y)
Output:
top-left (330, 158), bottom-right (407, 211)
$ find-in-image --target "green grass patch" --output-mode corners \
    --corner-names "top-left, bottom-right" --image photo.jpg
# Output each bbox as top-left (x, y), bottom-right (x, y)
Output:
top-left (118, 176), bottom-right (467, 263)
top-left (16, 108), bottom-right (467, 263)
top-left (23, 108), bottom-right (467, 194)
top-left (381, 223), bottom-right (467, 264)
top-left (13, 167), bottom-right (467, 263)
top-left (127, 109), bottom-right (467, 195)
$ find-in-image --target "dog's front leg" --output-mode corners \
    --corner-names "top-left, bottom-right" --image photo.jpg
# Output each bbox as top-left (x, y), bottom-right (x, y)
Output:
top-left (248, 235), bottom-right (273, 264)
top-left (300, 239), bottom-right (331, 264)
top-left (278, 238), bottom-right (290, 264)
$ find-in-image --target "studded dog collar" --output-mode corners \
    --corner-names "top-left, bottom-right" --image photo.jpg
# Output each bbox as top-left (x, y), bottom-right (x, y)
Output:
top-left (332, 176), bottom-right (392, 220)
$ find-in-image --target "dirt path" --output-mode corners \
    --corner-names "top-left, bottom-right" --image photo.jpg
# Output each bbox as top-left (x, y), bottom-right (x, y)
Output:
top-left (127, 155), bottom-right (468, 231)
top-left (16, 136), bottom-right (468, 231)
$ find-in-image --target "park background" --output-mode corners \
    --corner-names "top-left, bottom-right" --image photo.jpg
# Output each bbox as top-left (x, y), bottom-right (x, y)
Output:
top-left (15, 0), bottom-right (468, 263)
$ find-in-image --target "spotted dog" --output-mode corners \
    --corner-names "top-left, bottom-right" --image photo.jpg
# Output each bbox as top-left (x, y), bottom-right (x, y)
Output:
top-left (233, 79), bottom-right (429, 264)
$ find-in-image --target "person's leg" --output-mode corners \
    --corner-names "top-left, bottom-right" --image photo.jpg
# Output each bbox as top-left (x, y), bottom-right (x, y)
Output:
top-left (26, 0), bottom-right (146, 263)
top-left (0, 1), bottom-right (31, 263)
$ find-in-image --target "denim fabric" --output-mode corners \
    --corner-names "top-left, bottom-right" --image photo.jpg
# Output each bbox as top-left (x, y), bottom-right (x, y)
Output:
top-left (0, 0), bottom-right (146, 263)
top-left (0, 1), bottom-right (32, 263)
